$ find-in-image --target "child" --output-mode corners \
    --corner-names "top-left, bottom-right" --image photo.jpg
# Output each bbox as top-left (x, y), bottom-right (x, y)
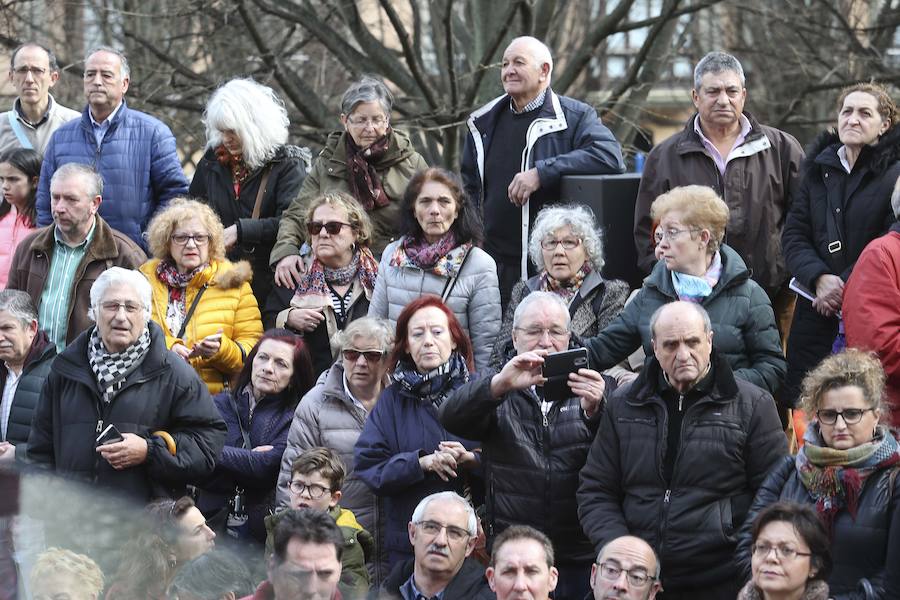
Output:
top-left (0, 148), bottom-right (40, 288)
top-left (265, 446), bottom-right (373, 597)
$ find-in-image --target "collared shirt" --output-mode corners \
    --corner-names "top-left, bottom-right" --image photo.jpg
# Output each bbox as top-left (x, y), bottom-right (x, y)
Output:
top-left (400, 573), bottom-right (446, 600)
top-left (13, 96), bottom-right (52, 128)
top-left (0, 366), bottom-right (21, 440)
top-left (837, 145), bottom-right (853, 174)
top-left (342, 372), bottom-right (367, 413)
top-left (89, 101), bottom-right (123, 147)
top-left (510, 89), bottom-right (546, 114)
top-left (693, 114), bottom-right (752, 175)
top-left (39, 218), bottom-right (97, 352)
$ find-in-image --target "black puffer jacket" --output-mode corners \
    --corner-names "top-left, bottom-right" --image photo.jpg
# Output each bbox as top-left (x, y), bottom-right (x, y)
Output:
top-left (736, 455), bottom-right (900, 600)
top-left (26, 322), bottom-right (227, 500)
top-left (440, 361), bottom-right (610, 565)
top-left (1, 330), bottom-right (55, 458)
top-left (376, 556), bottom-right (495, 600)
top-left (577, 352), bottom-right (787, 592)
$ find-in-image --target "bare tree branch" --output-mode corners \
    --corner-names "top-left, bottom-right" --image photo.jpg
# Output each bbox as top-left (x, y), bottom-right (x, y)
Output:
top-left (377, 0), bottom-right (439, 109)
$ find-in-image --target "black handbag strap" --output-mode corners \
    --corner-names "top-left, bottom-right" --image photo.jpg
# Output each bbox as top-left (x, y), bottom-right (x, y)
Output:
top-left (227, 390), bottom-right (252, 450)
top-left (176, 284), bottom-right (208, 339)
top-left (822, 173), bottom-right (847, 274)
top-left (440, 248), bottom-right (472, 301)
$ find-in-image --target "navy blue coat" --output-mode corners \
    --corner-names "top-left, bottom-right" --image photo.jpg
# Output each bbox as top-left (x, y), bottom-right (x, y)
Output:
top-left (35, 102), bottom-right (189, 248)
top-left (354, 382), bottom-right (480, 566)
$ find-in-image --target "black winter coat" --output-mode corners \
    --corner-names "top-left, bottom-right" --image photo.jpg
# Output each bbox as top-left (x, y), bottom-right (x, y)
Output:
top-left (440, 369), bottom-right (609, 565)
top-left (0, 330), bottom-right (55, 458)
top-left (376, 556), bottom-right (495, 600)
top-left (190, 145), bottom-right (309, 302)
top-left (26, 322), bottom-right (227, 500)
top-left (577, 353), bottom-right (787, 592)
top-left (736, 455), bottom-right (900, 600)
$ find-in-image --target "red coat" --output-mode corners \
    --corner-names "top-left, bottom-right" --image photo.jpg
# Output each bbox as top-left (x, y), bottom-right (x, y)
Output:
top-left (844, 225), bottom-right (900, 427)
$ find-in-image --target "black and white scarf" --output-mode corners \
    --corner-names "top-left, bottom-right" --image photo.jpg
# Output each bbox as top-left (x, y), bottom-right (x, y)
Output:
top-left (88, 326), bottom-right (152, 403)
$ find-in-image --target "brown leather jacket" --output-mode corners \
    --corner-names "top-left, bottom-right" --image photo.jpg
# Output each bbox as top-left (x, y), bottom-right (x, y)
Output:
top-left (634, 112), bottom-right (803, 293)
top-left (7, 216), bottom-right (147, 345)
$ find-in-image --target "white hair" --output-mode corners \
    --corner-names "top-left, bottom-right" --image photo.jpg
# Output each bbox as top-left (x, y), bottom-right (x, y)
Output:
top-left (508, 36), bottom-right (554, 78)
top-left (410, 492), bottom-right (477, 536)
top-left (88, 267), bottom-right (152, 324)
top-left (528, 204), bottom-right (605, 272)
top-left (512, 291), bottom-right (571, 330)
top-left (204, 78), bottom-right (289, 170)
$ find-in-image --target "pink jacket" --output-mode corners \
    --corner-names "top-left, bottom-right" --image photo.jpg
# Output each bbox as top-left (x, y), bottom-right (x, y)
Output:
top-left (0, 208), bottom-right (34, 288)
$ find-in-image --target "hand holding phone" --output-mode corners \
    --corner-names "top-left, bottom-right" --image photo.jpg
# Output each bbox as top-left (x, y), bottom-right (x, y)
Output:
top-left (96, 423), bottom-right (124, 446)
top-left (541, 348), bottom-right (589, 402)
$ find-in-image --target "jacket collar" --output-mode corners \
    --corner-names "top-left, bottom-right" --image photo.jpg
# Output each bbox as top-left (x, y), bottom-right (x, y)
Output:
top-left (80, 99), bottom-right (128, 130)
top-left (625, 350), bottom-right (739, 405)
top-left (804, 124), bottom-right (900, 177)
top-left (676, 111), bottom-right (770, 159)
top-left (29, 216), bottom-right (123, 261)
top-left (323, 128), bottom-right (419, 171)
top-left (0, 330), bottom-right (54, 387)
top-left (643, 244), bottom-right (749, 300)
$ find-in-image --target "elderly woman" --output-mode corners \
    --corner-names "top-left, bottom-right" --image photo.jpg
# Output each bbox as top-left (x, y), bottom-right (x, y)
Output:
top-left (739, 502), bottom-right (832, 600)
top-left (490, 203), bottom-right (629, 371)
top-left (354, 296), bottom-right (480, 567)
top-left (190, 78), bottom-right (309, 303)
top-left (782, 82), bottom-right (900, 408)
top-left (271, 76), bottom-right (428, 289)
top-left (197, 329), bottom-right (315, 544)
top-left (140, 198), bottom-right (263, 394)
top-left (368, 167), bottom-right (500, 372)
top-left (264, 191), bottom-right (378, 376)
top-left (737, 349), bottom-right (900, 598)
top-left (26, 267), bottom-right (226, 500)
top-left (29, 548), bottom-right (105, 600)
top-left (583, 185), bottom-right (786, 394)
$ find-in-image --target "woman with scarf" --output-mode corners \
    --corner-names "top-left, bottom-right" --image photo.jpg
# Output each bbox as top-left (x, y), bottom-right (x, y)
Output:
top-left (368, 167), bottom-right (500, 372)
top-left (140, 199), bottom-right (263, 394)
top-left (354, 296), bottom-right (480, 568)
top-left (489, 203), bottom-right (629, 372)
top-left (264, 191), bottom-right (378, 375)
top-left (271, 76), bottom-right (428, 291)
top-left (190, 78), bottom-right (309, 304)
top-left (737, 349), bottom-right (900, 599)
top-left (582, 185), bottom-right (786, 395)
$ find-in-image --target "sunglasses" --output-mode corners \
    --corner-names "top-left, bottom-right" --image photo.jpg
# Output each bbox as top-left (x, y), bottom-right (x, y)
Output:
top-left (307, 221), bottom-right (353, 236)
top-left (342, 349), bottom-right (385, 363)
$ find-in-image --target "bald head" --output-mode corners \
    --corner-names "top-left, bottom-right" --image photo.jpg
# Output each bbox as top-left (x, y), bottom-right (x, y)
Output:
top-left (650, 302), bottom-right (713, 393)
top-left (591, 536), bottom-right (661, 600)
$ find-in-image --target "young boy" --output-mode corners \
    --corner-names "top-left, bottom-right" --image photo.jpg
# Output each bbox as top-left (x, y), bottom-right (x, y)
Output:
top-left (265, 447), bottom-right (373, 597)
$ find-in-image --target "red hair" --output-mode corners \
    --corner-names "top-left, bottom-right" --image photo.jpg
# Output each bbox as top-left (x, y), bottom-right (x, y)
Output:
top-left (388, 295), bottom-right (474, 372)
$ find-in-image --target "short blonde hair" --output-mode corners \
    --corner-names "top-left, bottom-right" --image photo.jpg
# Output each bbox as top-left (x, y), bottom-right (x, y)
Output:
top-left (30, 547), bottom-right (104, 598)
top-left (145, 197), bottom-right (226, 262)
top-left (304, 191), bottom-right (373, 247)
top-left (650, 185), bottom-right (729, 255)
top-left (800, 348), bottom-right (885, 416)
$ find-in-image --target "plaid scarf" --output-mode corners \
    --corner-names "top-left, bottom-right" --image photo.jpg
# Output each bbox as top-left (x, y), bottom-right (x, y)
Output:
top-left (392, 351), bottom-right (469, 409)
top-left (392, 233), bottom-right (471, 277)
top-left (796, 423), bottom-right (900, 536)
top-left (345, 131), bottom-right (391, 210)
top-left (539, 263), bottom-right (592, 305)
top-left (671, 251), bottom-right (722, 303)
top-left (88, 326), bottom-right (152, 403)
top-left (215, 145), bottom-right (251, 196)
top-left (292, 248), bottom-right (378, 302)
top-left (156, 259), bottom-right (206, 336)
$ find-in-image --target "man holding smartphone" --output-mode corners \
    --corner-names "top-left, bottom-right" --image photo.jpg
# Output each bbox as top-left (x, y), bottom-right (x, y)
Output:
top-left (439, 291), bottom-right (611, 600)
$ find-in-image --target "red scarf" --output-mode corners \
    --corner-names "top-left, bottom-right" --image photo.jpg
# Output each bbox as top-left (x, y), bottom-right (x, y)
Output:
top-left (215, 145), bottom-right (251, 196)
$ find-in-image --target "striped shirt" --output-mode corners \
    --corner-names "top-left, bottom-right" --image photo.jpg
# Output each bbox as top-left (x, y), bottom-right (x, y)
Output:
top-left (39, 220), bottom-right (97, 351)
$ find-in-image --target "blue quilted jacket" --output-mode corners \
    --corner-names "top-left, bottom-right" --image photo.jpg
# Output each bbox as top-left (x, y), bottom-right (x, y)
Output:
top-left (35, 101), bottom-right (189, 247)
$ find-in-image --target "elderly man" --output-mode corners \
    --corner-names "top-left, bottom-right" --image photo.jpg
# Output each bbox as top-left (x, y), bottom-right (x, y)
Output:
top-left (486, 525), bottom-right (558, 600)
top-left (633, 52), bottom-right (803, 338)
top-left (7, 162), bottom-right (146, 351)
top-left (441, 291), bottom-right (610, 600)
top-left (578, 302), bottom-right (786, 600)
top-left (0, 43), bottom-right (80, 155)
top-left (26, 267), bottom-right (225, 500)
top-left (35, 45), bottom-right (188, 249)
top-left (589, 536), bottom-right (661, 600)
top-left (0, 290), bottom-right (55, 464)
top-left (379, 491), bottom-right (493, 600)
top-left (461, 35), bottom-right (625, 307)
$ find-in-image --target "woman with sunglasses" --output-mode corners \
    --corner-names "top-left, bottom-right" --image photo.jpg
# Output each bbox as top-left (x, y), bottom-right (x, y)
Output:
top-left (264, 191), bottom-right (378, 375)
top-left (737, 349), bottom-right (900, 598)
top-left (140, 198), bottom-right (262, 393)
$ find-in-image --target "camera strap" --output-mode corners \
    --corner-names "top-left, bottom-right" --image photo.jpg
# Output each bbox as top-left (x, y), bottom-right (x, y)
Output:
top-left (227, 391), bottom-right (252, 450)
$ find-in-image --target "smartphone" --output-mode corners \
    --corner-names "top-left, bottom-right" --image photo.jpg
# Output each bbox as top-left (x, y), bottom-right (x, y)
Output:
top-left (541, 348), bottom-right (590, 402)
top-left (96, 423), bottom-right (124, 446)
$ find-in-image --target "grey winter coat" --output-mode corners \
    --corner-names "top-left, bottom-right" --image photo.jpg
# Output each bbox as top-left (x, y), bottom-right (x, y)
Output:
top-left (367, 238), bottom-right (501, 373)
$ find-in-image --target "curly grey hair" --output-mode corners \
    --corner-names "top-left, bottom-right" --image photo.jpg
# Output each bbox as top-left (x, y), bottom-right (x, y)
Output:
top-left (528, 204), bottom-right (605, 272)
top-left (332, 317), bottom-right (394, 355)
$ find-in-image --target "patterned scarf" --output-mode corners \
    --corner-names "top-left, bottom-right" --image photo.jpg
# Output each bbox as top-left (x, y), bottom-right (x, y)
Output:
top-left (392, 351), bottom-right (469, 409)
top-left (156, 259), bottom-right (206, 336)
top-left (671, 251), bottom-right (722, 303)
top-left (539, 263), bottom-right (592, 305)
top-left (215, 145), bottom-right (251, 197)
top-left (88, 326), bottom-right (152, 403)
top-left (292, 247), bottom-right (379, 302)
top-left (796, 422), bottom-right (900, 535)
top-left (345, 131), bottom-right (391, 210)
top-left (392, 233), bottom-right (472, 277)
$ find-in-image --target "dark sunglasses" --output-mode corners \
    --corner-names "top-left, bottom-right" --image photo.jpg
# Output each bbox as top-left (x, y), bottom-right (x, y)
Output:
top-left (342, 349), bottom-right (385, 363)
top-left (307, 221), bottom-right (353, 236)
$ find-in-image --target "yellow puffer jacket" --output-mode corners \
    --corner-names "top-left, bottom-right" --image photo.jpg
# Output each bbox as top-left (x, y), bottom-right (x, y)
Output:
top-left (140, 258), bottom-right (263, 394)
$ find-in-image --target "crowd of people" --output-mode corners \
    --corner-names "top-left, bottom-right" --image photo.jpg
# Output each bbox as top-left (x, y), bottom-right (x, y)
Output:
top-left (0, 33), bottom-right (897, 600)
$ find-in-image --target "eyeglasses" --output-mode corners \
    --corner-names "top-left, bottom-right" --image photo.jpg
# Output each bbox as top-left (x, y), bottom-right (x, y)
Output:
top-left (751, 542), bottom-right (812, 561)
top-left (171, 233), bottom-right (210, 246)
top-left (12, 66), bottom-right (47, 77)
top-left (416, 520), bottom-right (470, 542)
top-left (816, 407), bottom-right (874, 425)
top-left (346, 115), bottom-right (388, 128)
top-left (288, 481), bottom-right (332, 499)
top-left (540, 238), bottom-right (581, 251)
top-left (514, 326), bottom-right (570, 341)
top-left (306, 221), bottom-right (353, 236)
top-left (343, 349), bottom-right (385, 363)
top-left (100, 301), bottom-right (142, 314)
top-left (654, 227), bottom-right (698, 244)
top-left (596, 562), bottom-right (656, 587)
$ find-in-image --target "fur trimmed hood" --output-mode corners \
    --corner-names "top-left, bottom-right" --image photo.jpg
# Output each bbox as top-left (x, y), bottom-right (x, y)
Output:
top-left (211, 259), bottom-right (253, 289)
top-left (803, 123), bottom-right (900, 177)
top-left (737, 579), bottom-right (829, 600)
